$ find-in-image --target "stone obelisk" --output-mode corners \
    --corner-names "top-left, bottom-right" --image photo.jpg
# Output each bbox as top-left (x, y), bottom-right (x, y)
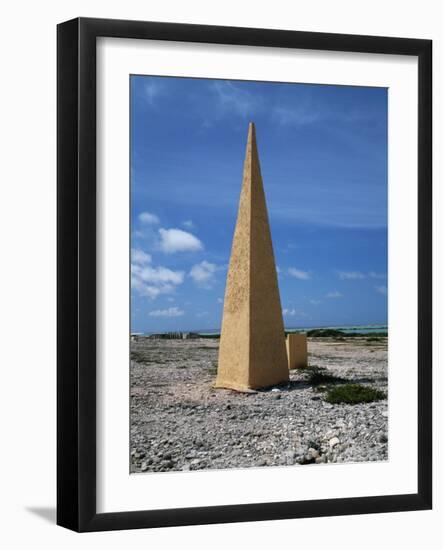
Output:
top-left (215, 122), bottom-right (289, 391)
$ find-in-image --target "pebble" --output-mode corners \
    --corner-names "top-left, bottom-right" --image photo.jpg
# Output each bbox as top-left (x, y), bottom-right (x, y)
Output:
top-left (130, 337), bottom-right (388, 472)
top-left (307, 448), bottom-right (320, 459)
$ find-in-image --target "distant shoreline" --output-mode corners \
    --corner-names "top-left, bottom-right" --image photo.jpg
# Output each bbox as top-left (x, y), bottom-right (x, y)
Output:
top-left (132, 324), bottom-right (388, 338)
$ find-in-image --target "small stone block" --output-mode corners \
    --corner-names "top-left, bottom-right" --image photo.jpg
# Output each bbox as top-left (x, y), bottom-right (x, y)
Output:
top-left (286, 333), bottom-right (308, 369)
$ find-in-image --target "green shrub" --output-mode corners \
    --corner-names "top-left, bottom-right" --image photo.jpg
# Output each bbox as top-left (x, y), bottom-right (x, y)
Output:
top-left (324, 384), bottom-right (386, 404)
top-left (305, 366), bottom-right (345, 386)
top-left (208, 362), bottom-right (218, 375)
top-left (306, 328), bottom-right (346, 338)
top-left (306, 329), bottom-right (387, 338)
top-left (297, 364), bottom-right (317, 371)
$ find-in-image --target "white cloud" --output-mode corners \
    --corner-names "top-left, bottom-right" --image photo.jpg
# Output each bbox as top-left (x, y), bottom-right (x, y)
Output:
top-left (326, 291), bottom-right (343, 298)
top-left (149, 307), bottom-right (184, 317)
top-left (131, 264), bottom-right (184, 299)
top-left (310, 299), bottom-right (322, 306)
top-left (189, 260), bottom-right (220, 287)
top-left (217, 297), bottom-right (223, 304)
top-left (131, 248), bottom-right (152, 264)
top-left (131, 249), bottom-right (184, 299)
top-left (375, 285), bottom-right (387, 295)
top-left (337, 271), bottom-right (365, 280)
top-left (182, 220), bottom-right (195, 229)
top-left (158, 228), bottom-right (203, 254)
top-left (196, 311), bottom-right (208, 318)
top-left (201, 119), bottom-right (213, 129)
top-left (288, 267), bottom-right (311, 280)
top-left (369, 272), bottom-right (387, 280)
top-left (131, 278), bottom-right (168, 299)
top-left (212, 81), bottom-right (259, 117)
top-left (132, 264), bottom-right (184, 285)
top-left (139, 212), bottom-right (159, 225)
top-left (144, 81), bottom-right (161, 105)
top-left (336, 270), bottom-right (387, 280)
top-left (273, 105), bottom-right (320, 127)
top-left (283, 308), bottom-right (306, 317)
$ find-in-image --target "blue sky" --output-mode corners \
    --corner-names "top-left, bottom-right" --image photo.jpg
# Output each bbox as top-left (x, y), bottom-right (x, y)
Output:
top-left (130, 75), bottom-right (387, 333)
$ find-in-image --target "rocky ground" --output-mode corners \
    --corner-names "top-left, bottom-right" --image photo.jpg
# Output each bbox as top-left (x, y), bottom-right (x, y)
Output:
top-left (130, 337), bottom-right (388, 473)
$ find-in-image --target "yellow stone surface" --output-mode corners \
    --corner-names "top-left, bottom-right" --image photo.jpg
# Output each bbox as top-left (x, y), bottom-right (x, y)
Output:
top-left (215, 123), bottom-right (289, 391)
top-left (286, 333), bottom-right (308, 369)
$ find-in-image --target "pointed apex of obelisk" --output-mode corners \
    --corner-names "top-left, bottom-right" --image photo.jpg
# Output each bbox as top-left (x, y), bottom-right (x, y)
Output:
top-left (244, 121), bottom-right (261, 188)
top-left (247, 122), bottom-right (257, 151)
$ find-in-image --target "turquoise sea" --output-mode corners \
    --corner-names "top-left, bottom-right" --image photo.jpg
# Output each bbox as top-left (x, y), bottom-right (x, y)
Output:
top-left (287, 324), bottom-right (388, 335)
top-left (194, 324), bottom-right (388, 337)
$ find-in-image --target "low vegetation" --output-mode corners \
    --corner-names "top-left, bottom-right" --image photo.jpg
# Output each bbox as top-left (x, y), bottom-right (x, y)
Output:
top-left (299, 365), bottom-right (345, 386)
top-left (324, 384), bottom-right (386, 404)
top-left (305, 328), bottom-right (387, 338)
top-left (131, 350), bottom-right (155, 363)
top-left (306, 328), bottom-right (346, 338)
top-left (208, 362), bottom-right (218, 375)
top-left (131, 350), bottom-right (168, 364)
top-left (305, 366), bottom-right (345, 386)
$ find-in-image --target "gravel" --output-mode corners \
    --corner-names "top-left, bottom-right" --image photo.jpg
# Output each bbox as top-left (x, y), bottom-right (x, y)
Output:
top-left (130, 337), bottom-right (388, 473)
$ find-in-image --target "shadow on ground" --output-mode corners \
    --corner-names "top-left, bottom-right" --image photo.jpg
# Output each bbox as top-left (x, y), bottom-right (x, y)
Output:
top-left (26, 507), bottom-right (56, 524)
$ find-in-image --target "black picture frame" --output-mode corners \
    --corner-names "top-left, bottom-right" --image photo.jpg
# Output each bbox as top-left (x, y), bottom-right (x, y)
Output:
top-left (57, 17), bottom-right (432, 532)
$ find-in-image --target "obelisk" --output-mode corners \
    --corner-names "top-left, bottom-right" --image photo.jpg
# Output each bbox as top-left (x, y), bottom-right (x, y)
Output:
top-left (215, 123), bottom-right (289, 391)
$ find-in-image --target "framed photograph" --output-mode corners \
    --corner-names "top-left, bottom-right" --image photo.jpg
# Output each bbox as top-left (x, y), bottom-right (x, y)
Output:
top-left (57, 17), bottom-right (432, 532)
